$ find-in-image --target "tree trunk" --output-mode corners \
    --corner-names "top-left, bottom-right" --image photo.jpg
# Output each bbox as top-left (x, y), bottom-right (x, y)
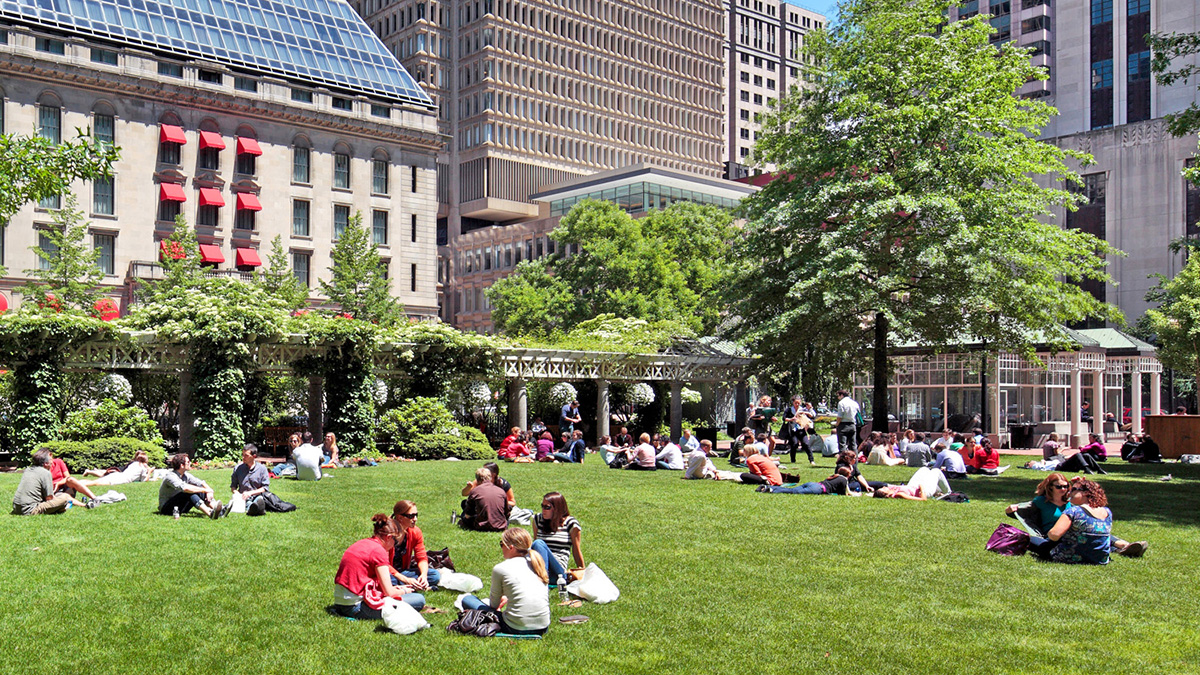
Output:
top-left (872, 311), bottom-right (889, 434)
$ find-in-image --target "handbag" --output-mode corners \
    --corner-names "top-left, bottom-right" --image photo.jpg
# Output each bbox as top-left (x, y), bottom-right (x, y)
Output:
top-left (262, 492), bottom-right (296, 513)
top-left (447, 608), bottom-right (502, 637)
top-left (985, 523), bottom-right (1030, 556)
top-left (426, 547), bottom-right (456, 571)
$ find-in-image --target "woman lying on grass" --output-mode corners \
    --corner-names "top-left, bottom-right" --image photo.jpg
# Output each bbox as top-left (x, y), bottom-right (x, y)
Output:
top-left (755, 467), bottom-right (853, 495)
top-left (333, 514), bottom-right (425, 620)
top-left (1005, 474), bottom-right (1147, 557)
top-left (460, 527), bottom-right (551, 636)
top-left (82, 450), bottom-right (154, 485)
top-left (870, 466), bottom-right (955, 500)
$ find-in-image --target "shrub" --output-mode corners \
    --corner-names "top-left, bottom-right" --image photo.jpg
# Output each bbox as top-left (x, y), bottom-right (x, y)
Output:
top-left (60, 398), bottom-right (165, 445)
top-left (379, 397), bottom-right (457, 451)
top-left (404, 429), bottom-right (494, 461)
top-left (37, 437), bottom-right (166, 473)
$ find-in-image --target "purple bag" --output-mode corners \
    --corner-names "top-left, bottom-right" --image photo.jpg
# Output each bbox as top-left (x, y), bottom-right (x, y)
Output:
top-left (985, 523), bottom-right (1030, 556)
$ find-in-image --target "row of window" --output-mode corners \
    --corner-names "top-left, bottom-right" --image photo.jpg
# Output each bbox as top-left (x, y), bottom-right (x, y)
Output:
top-left (457, 235), bottom-right (583, 276)
top-left (456, 120), bottom-right (714, 167)
top-left (1089, 51), bottom-right (1151, 91)
top-left (740, 72), bottom-right (778, 91)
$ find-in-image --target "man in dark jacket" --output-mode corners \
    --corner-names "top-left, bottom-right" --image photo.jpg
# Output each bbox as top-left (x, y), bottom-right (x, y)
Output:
top-left (460, 467), bottom-right (509, 531)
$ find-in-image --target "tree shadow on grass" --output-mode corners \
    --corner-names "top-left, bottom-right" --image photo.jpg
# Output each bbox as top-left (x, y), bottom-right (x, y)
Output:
top-left (948, 460), bottom-right (1200, 528)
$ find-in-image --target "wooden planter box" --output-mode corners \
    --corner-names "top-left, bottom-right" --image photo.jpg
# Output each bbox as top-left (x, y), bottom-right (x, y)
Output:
top-left (1144, 415), bottom-right (1200, 459)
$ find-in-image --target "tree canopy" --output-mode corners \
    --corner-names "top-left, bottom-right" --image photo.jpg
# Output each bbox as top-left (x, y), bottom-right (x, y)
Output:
top-left (0, 129), bottom-right (119, 229)
top-left (1145, 255), bottom-right (1200, 393)
top-left (727, 0), bottom-right (1121, 417)
top-left (487, 199), bottom-right (735, 338)
top-left (320, 211), bottom-right (404, 325)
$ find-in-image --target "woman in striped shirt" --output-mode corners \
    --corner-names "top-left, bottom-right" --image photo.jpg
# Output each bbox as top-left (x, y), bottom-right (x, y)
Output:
top-left (531, 491), bottom-right (584, 586)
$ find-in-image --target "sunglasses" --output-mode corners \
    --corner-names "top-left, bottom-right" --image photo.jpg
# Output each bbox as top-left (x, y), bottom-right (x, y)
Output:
top-left (1051, 484), bottom-right (1069, 490)
top-left (399, 512), bottom-right (418, 519)
top-left (541, 504), bottom-right (553, 509)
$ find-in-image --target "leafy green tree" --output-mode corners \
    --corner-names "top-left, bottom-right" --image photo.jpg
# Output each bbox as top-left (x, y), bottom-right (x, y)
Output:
top-left (487, 200), bottom-right (735, 337)
top-left (1148, 31), bottom-right (1200, 137)
top-left (1145, 255), bottom-right (1200, 397)
top-left (320, 211), bottom-right (403, 325)
top-left (20, 193), bottom-right (105, 310)
top-left (729, 0), bottom-right (1121, 421)
top-left (260, 235), bottom-right (309, 311)
top-left (0, 129), bottom-right (119, 231)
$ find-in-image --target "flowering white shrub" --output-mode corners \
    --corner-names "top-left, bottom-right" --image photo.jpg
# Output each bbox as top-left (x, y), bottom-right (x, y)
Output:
top-left (629, 382), bottom-right (655, 406)
top-left (680, 387), bottom-right (702, 405)
top-left (548, 382), bottom-right (578, 407)
top-left (101, 374), bottom-right (132, 402)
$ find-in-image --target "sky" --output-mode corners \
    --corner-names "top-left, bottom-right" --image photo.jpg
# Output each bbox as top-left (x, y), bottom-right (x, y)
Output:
top-left (785, 0), bottom-right (840, 22)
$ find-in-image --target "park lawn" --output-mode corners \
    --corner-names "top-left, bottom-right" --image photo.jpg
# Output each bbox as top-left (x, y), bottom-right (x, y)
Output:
top-left (1, 455), bottom-right (1197, 675)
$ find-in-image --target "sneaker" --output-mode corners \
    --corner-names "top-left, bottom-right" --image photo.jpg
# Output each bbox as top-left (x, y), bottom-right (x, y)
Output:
top-left (209, 501), bottom-right (224, 519)
top-left (755, 485), bottom-right (772, 493)
top-left (220, 502), bottom-right (234, 519)
top-left (1118, 541), bottom-right (1148, 558)
top-left (85, 498), bottom-right (97, 509)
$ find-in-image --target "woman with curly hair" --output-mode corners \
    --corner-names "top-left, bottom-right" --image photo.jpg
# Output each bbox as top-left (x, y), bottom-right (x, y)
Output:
top-left (1030, 479), bottom-right (1113, 564)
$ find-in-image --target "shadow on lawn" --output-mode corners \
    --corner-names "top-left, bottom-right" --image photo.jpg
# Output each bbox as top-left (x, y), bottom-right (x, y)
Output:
top-left (947, 460), bottom-right (1200, 528)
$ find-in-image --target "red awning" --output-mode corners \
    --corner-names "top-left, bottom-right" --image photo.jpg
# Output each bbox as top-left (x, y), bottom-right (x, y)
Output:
top-left (0, 293), bottom-right (8, 313)
top-left (198, 188), bottom-right (225, 207)
top-left (236, 192), bottom-right (262, 211)
top-left (198, 244), bottom-right (225, 264)
top-left (159, 183), bottom-right (187, 202)
top-left (159, 124), bottom-right (187, 145)
top-left (235, 248), bottom-right (262, 267)
top-left (198, 131), bottom-right (226, 150)
top-left (236, 137), bottom-right (262, 156)
top-left (159, 239), bottom-right (186, 261)
top-left (94, 298), bottom-right (119, 322)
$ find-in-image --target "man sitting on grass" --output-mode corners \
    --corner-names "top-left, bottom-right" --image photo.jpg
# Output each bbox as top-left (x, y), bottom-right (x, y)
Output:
top-left (553, 430), bottom-right (587, 463)
top-left (231, 444), bottom-right (272, 516)
top-left (293, 433), bottom-right (324, 481)
top-left (12, 448), bottom-right (94, 515)
top-left (159, 453), bottom-right (224, 519)
top-left (460, 467), bottom-right (510, 531)
top-left (654, 434), bottom-right (684, 471)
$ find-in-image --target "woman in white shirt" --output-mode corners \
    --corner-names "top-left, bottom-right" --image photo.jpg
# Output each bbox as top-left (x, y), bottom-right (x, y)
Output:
top-left (460, 527), bottom-right (551, 635)
top-left (83, 450), bottom-right (153, 485)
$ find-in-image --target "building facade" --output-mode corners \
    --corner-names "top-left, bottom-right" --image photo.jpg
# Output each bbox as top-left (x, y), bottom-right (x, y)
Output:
top-left (0, 0), bottom-right (443, 318)
top-left (722, 0), bottom-right (825, 180)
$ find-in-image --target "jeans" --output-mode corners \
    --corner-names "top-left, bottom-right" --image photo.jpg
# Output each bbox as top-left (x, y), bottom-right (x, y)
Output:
top-left (551, 452), bottom-right (577, 463)
top-left (460, 595), bottom-right (548, 635)
top-left (530, 539), bottom-right (568, 585)
top-left (789, 431), bottom-right (815, 464)
top-left (398, 566), bottom-right (442, 589)
top-left (625, 463), bottom-right (656, 470)
top-left (159, 491), bottom-right (204, 515)
top-left (655, 460), bottom-right (674, 470)
top-left (837, 422), bottom-right (857, 454)
top-left (767, 482), bottom-right (826, 495)
top-left (380, 581), bottom-right (427, 612)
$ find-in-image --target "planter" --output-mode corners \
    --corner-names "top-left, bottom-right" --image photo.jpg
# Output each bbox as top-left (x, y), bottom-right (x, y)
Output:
top-left (695, 426), bottom-right (719, 446)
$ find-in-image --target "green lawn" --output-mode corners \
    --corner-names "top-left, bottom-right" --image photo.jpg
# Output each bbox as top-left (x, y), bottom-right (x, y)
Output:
top-left (2, 456), bottom-right (1197, 675)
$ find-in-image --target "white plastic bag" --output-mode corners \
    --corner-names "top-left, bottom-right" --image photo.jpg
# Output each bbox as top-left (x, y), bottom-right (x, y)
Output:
top-left (438, 571), bottom-right (483, 593)
top-left (565, 563), bottom-right (619, 604)
top-left (227, 492), bottom-right (247, 515)
top-left (508, 506), bottom-right (535, 526)
top-left (381, 598), bottom-right (430, 635)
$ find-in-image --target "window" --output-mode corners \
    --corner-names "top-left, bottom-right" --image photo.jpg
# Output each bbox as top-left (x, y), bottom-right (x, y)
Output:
top-left (36, 37), bottom-right (65, 54)
top-left (331, 96), bottom-right (353, 111)
top-left (199, 146), bottom-right (220, 171)
top-left (333, 204), bottom-right (350, 240)
top-left (91, 48), bottom-right (118, 65)
top-left (197, 204), bottom-right (218, 227)
top-left (94, 233), bottom-right (114, 275)
top-left (293, 251), bottom-right (311, 287)
top-left (38, 105), bottom-right (61, 144)
top-left (411, 263), bottom-right (418, 292)
top-left (411, 214), bottom-right (418, 242)
top-left (959, 0), bottom-right (979, 18)
top-left (740, 72), bottom-right (749, 82)
top-left (1091, 0), bottom-right (1112, 25)
top-left (379, 259), bottom-right (390, 279)
top-left (1128, 0), bottom-right (1149, 14)
top-left (1022, 16), bottom-right (1049, 33)
top-left (740, 90), bottom-right (750, 101)
top-left (1091, 59), bottom-right (1113, 90)
top-left (93, 176), bottom-right (114, 215)
top-left (94, 114), bottom-right (115, 147)
top-left (370, 104), bottom-right (390, 118)
top-left (236, 152), bottom-right (256, 175)
top-left (293, 146), bottom-right (311, 183)
top-left (158, 62), bottom-right (183, 78)
top-left (740, 109), bottom-right (750, 120)
top-left (1128, 51), bottom-right (1151, 82)
top-left (235, 209), bottom-right (256, 231)
top-left (411, 166), bottom-right (418, 192)
top-left (334, 154), bottom-right (351, 189)
top-left (293, 200), bottom-right (311, 237)
top-left (198, 69), bottom-right (223, 84)
top-left (38, 233), bottom-right (58, 270)
top-left (291, 88), bottom-right (313, 103)
top-left (766, 79), bottom-right (775, 90)
top-left (753, 94), bottom-right (763, 104)
top-left (373, 159), bottom-right (389, 194)
top-left (158, 130), bottom-right (181, 165)
top-left (158, 199), bottom-right (180, 222)
top-left (233, 76), bottom-right (257, 92)
top-left (372, 210), bottom-right (388, 245)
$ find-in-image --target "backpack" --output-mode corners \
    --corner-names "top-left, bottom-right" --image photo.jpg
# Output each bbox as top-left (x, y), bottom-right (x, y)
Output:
top-left (447, 608), bottom-right (502, 637)
top-left (937, 492), bottom-right (969, 503)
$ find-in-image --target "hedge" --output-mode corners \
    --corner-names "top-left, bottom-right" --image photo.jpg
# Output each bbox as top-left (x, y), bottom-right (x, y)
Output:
top-left (37, 437), bottom-right (166, 473)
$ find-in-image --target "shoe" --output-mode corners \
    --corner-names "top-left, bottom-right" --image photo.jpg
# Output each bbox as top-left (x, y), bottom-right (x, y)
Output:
top-left (220, 502), bottom-right (234, 518)
top-left (810, 461), bottom-right (817, 467)
top-left (1118, 541), bottom-right (1148, 558)
top-left (85, 498), bottom-right (97, 509)
top-left (210, 501), bottom-right (224, 519)
top-left (755, 485), bottom-right (771, 493)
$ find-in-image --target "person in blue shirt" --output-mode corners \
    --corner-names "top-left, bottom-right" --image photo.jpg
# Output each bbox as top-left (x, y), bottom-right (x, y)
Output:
top-left (559, 400), bottom-right (581, 433)
top-left (552, 430), bottom-right (587, 463)
top-left (932, 443), bottom-right (968, 479)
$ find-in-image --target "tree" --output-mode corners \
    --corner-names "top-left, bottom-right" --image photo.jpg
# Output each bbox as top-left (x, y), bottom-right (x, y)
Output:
top-left (728, 0), bottom-right (1121, 423)
top-left (1145, 255), bottom-right (1200, 401)
top-left (0, 129), bottom-right (119, 230)
top-left (320, 211), bottom-right (403, 325)
top-left (20, 193), bottom-right (105, 310)
top-left (260, 235), bottom-right (309, 311)
top-left (1148, 31), bottom-right (1200, 137)
top-left (487, 199), bottom-right (735, 337)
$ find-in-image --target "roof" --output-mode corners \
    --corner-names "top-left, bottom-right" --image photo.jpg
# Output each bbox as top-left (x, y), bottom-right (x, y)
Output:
top-left (1074, 328), bottom-right (1157, 355)
top-left (891, 325), bottom-right (1105, 355)
top-left (530, 163), bottom-right (758, 203)
top-left (662, 336), bottom-right (752, 360)
top-left (0, 0), bottom-right (433, 108)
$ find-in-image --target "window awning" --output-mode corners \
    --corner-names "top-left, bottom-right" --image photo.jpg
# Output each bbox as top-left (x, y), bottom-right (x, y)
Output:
top-left (159, 240), bottom-right (186, 261)
top-left (0, 293), bottom-right (8, 313)
top-left (235, 248), bottom-right (262, 267)
top-left (159, 124), bottom-right (187, 145)
top-left (198, 244), bottom-right (225, 264)
top-left (159, 183), bottom-right (187, 202)
top-left (198, 131), bottom-right (226, 150)
top-left (236, 192), bottom-right (262, 211)
top-left (94, 298), bottom-right (119, 322)
top-left (198, 188), bottom-right (225, 207)
top-left (236, 137), bottom-right (263, 156)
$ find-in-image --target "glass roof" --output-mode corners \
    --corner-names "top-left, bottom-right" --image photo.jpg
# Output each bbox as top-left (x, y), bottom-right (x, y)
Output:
top-left (0, 0), bottom-right (433, 108)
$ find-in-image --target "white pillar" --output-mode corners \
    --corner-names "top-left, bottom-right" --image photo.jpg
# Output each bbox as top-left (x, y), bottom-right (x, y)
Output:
top-left (991, 360), bottom-right (1002, 437)
top-left (1132, 371), bottom-right (1143, 435)
top-left (507, 378), bottom-right (527, 431)
top-left (1070, 366), bottom-right (1083, 446)
top-left (1150, 371), bottom-right (1162, 418)
top-left (1092, 371), bottom-right (1105, 437)
top-left (595, 379), bottom-right (610, 439)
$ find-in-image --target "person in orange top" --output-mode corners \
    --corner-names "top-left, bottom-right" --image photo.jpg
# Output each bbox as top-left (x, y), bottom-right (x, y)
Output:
top-left (740, 445), bottom-right (783, 486)
top-left (966, 437), bottom-right (1000, 474)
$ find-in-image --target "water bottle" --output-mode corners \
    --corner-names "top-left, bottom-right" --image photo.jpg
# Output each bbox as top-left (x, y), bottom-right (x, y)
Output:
top-left (172, 506), bottom-right (180, 520)
top-left (558, 575), bottom-right (568, 601)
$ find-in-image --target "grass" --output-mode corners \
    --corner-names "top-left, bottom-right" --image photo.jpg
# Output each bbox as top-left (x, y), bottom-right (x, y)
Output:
top-left (1, 455), bottom-right (1198, 675)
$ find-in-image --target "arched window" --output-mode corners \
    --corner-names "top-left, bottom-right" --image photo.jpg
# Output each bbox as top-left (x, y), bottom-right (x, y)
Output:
top-left (234, 124), bottom-right (259, 176)
top-left (333, 142), bottom-right (353, 190)
top-left (292, 134), bottom-right (312, 184)
top-left (371, 148), bottom-right (390, 195)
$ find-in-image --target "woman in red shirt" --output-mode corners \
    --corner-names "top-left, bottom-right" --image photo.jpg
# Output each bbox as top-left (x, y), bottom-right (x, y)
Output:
top-left (333, 514), bottom-right (424, 619)
top-left (966, 437), bottom-right (1000, 474)
top-left (391, 500), bottom-right (441, 590)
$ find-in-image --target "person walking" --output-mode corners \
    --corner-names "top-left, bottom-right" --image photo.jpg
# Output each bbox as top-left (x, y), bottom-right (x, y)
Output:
top-left (835, 389), bottom-right (861, 454)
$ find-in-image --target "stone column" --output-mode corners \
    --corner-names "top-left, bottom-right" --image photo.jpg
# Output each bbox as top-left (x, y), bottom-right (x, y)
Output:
top-left (1092, 370), bottom-right (1105, 438)
top-left (670, 380), bottom-right (683, 442)
top-left (1070, 366), bottom-right (1083, 446)
top-left (507, 377), bottom-right (527, 430)
top-left (1132, 370), bottom-right (1143, 435)
top-left (307, 376), bottom-right (324, 437)
top-left (734, 381), bottom-right (749, 431)
top-left (1150, 370), bottom-right (1162, 419)
top-left (990, 359), bottom-right (1002, 438)
top-left (178, 371), bottom-right (194, 455)
top-left (595, 378), bottom-right (610, 439)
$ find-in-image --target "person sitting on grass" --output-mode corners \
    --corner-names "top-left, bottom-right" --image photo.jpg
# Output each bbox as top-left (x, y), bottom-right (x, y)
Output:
top-left (533, 492), bottom-right (584, 586)
top-left (966, 437), bottom-right (1002, 474)
top-left (680, 428), bottom-right (701, 453)
top-left (48, 452), bottom-right (100, 505)
top-left (535, 432), bottom-right (556, 462)
top-left (624, 433), bottom-right (658, 471)
top-left (12, 448), bottom-right (94, 515)
top-left (498, 427), bottom-right (521, 457)
top-left (460, 467), bottom-right (510, 531)
top-left (757, 467), bottom-right (853, 495)
top-left (1028, 478), bottom-right (1113, 565)
top-left (904, 432), bottom-right (933, 468)
top-left (230, 444), bottom-right (272, 516)
top-left (1126, 433), bottom-right (1160, 463)
top-left (614, 426), bottom-right (633, 448)
top-left (730, 428), bottom-right (754, 467)
top-left (390, 500), bottom-right (441, 591)
top-left (333, 514), bottom-right (424, 619)
top-left (461, 462), bottom-right (517, 509)
top-left (82, 450), bottom-right (154, 485)
top-left (293, 432), bottom-right (324, 481)
top-left (321, 432), bottom-right (341, 468)
top-left (932, 439), bottom-right (969, 480)
top-left (654, 434), bottom-right (684, 470)
top-left (552, 430), bottom-right (587, 463)
top-left (1078, 433), bottom-right (1108, 461)
top-left (685, 441), bottom-right (719, 479)
top-left (499, 431), bottom-right (532, 461)
top-left (1006, 473), bottom-right (1147, 557)
top-left (158, 453), bottom-right (224, 519)
top-left (460, 527), bottom-right (551, 636)
top-left (867, 439), bottom-right (905, 466)
top-left (740, 445), bottom-right (783, 486)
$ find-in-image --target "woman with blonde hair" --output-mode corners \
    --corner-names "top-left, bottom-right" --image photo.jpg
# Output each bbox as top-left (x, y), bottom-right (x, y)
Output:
top-left (460, 527), bottom-right (552, 635)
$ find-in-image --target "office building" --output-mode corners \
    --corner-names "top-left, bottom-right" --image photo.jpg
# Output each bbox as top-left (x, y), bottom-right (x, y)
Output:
top-left (0, 0), bottom-right (442, 318)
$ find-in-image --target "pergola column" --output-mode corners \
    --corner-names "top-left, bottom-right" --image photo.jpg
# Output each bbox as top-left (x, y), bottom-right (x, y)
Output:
top-left (507, 377), bottom-right (527, 431)
top-left (670, 380), bottom-right (683, 441)
top-left (1150, 370), bottom-right (1162, 418)
top-left (1132, 370), bottom-right (1143, 435)
top-left (1070, 366), bottom-right (1083, 446)
top-left (178, 371), bottom-right (194, 455)
top-left (734, 381), bottom-right (749, 430)
top-left (307, 376), bottom-right (324, 437)
top-left (1092, 370), bottom-right (1105, 438)
top-left (595, 378), bottom-right (610, 439)
top-left (990, 358), bottom-right (1002, 438)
